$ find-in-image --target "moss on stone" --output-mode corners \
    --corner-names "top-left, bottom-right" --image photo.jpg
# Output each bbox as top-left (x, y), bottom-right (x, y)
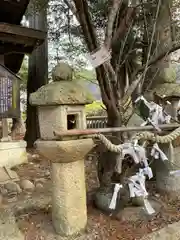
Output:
top-left (52, 62), bottom-right (73, 81)
top-left (145, 83), bottom-right (180, 101)
top-left (30, 81), bottom-right (94, 106)
top-left (158, 66), bottom-right (176, 84)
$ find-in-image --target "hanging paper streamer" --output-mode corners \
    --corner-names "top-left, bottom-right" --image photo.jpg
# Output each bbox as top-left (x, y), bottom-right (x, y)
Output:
top-left (115, 140), bottom-right (148, 175)
top-left (132, 139), bottom-right (138, 147)
top-left (144, 198), bottom-right (155, 215)
top-left (128, 171), bottom-right (155, 215)
top-left (135, 96), bottom-right (151, 120)
top-left (139, 167), bottom-right (153, 180)
top-left (121, 142), bottom-right (147, 165)
top-left (109, 184), bottom-right (123, 210)
top-left (151, 143), bottom-right (168, 161)
top-left (169, 142), bottom-right (174, 163)
top-left (128, 173), bottom-right (148, 198)
top-left (135, 96), bottom-right (171, 131)
top-left (135, 96), bottom-right (151, 109)
top-left (87, 46), bottom-right (111, 68)
top-left (169, 170), bottom-right (180, 177)
top-left (142, 117), bottom-right (161, 132)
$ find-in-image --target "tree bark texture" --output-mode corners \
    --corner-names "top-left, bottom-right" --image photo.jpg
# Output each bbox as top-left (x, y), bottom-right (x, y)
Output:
top-left (72, 0), bottom-right (136, 187)
top-left (25, 6), bottom-right (48, 148)
top-left (142, 0), bottom-right (174, 92)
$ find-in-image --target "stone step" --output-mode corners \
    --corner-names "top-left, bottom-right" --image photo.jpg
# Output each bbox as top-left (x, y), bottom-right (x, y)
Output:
top-left (0, 168), bottom-right (19, 184)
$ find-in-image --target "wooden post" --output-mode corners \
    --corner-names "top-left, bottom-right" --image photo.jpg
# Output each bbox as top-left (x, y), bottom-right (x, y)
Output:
top-left (25, 6), bottom-right (48, 147)
top-left (1, 119), bottom-right (8, 139)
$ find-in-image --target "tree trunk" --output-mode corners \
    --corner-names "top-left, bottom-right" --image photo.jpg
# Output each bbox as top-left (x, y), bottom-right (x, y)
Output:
top-left (142, 0), bottom-right (174, 92)
top-left (24, 6), bottom-right (48, 148)
top-left (72, 1), bottom-right (135, 205)
top-left (11, 118), bottom-right (26, 140)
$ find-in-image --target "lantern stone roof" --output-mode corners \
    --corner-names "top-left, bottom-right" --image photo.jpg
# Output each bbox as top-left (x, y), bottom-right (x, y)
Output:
top-left (30, 81), bottom-right (94, 106)
top-left (145, 83), bottom-right (180, 101)
top-left (30, 62), bottom-right (94, 105)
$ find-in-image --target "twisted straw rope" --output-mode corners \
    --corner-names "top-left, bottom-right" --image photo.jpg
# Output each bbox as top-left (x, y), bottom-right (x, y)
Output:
top-left (93, 127), bottom-right (180, 153)
top-left (133, 127), bottom-right (180, 143)
top-left (94, 133), bottom-right (122, 153)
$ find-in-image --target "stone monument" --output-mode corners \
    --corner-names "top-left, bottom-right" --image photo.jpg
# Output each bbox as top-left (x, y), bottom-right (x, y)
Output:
top-left (127, 82), bottom-right (180, 195)
top-left (30, 62), bottom-right (94, 236)
top-left (146, 83), bottom-right (180, 195)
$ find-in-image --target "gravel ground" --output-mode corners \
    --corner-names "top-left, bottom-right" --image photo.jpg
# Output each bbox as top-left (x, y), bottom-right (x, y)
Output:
top-left (13, 149), bottom-right (180, 240)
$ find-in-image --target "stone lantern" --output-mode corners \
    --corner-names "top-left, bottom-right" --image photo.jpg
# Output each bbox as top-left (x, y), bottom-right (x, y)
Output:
top-left (29, 62), bottom-right (94, 236)
top-left (126, 82), bottom-right (180, 195)
top-left (146, 83), bottom-right (180, 120)
top-left (30, 62), bottom-right (93, 140)
top-left (143, 83), bottom-right (180, 194)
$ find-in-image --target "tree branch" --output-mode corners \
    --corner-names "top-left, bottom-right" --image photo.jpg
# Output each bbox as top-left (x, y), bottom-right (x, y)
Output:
top-left (63, 0), bottom-right (80, 22)
top-left (111, 7), bottom-right (135, 47)
top-left (72, 0), bottom-right (113, 109)
top-left (122, 41), bottom-right (180, 105)
top-left (105, 0), bottom-right (123, 48)
top-left (141, 0), bottom-right (161, 89)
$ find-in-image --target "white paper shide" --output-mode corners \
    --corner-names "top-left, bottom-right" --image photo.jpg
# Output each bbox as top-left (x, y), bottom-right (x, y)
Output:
top-left (87, 46), bottom-right (111, 68)
top-left (109, 184), bottom-right (123, 210)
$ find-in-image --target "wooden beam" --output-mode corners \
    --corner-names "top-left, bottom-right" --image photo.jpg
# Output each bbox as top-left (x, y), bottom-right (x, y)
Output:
top-left (53, 123), bottom-right (180, 138)
top-left (0, 23), bottom-right (46, 50)
top-left (2, 0), bottom-right (24, 7)
top-left (0, 23), bottom-right (46, 40)
top-left (25, 6), bottom-right (48, 147)
top-left (0, 43), bottom-right (35, 55)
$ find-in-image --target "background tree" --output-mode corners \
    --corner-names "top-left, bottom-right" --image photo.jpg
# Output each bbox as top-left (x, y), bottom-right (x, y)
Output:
top-left (24, 0), bottom-right (48, 147)
top-left (20, 0), bottom-right (180, 186)
top-left (48, 0), bottom-right (180, 120)
top-left (47, 0), bottom-right (180, 188)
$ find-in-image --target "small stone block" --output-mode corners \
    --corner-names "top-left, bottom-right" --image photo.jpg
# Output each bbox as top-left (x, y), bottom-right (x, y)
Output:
top-left (4, 168), bottom-right (19, 181)
top-left (0, 168), bottom-right (19, 184)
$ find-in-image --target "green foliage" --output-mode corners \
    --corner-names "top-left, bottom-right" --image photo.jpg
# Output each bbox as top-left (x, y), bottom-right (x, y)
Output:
top-left (73, 68), bottom-right (101, 101)
top-left (17, 58), bottom-right (28, 92)
top-left (48, 0), bottom-right (140, 75)
top-left (22, 112), bottom-right (27, 121)
top-left (74, 69), bottom-right (96, 82)
top-left (27, 0), bottom-right (49, 15)
top-left (85, 101), bottom-right (106, 116)
top-left (48, 0), bottom-right (87, 68)
top-left (40, 0), bottom-right (180, 110)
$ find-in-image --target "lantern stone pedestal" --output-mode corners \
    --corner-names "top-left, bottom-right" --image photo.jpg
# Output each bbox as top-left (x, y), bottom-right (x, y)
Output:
top-left (30, 62), bottom-right (94, 236)
top-left (35, 138), bottom-right (94, 236)
top-left (154, 143), bottom-right (180, 195)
